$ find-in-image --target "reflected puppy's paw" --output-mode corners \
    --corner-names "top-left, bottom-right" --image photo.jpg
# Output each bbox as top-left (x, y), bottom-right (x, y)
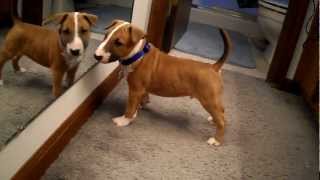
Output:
top-left (207, 116), bottom-right (213, 124)
top-left (112, 115), bottom-right (132, 127)
top-left (0, 80), bottom-right (3, 86)
top-left (207, 137), bottom-right (221, 146)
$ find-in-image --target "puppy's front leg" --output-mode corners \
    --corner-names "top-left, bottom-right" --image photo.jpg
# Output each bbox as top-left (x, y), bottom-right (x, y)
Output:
top-left (66, 65), bottom-right (79, 87)
top-left (140, 93), bottom-right (150, 108)
top-left (52, 69), bottom-right (64, 98)
top-left (113, 90), bottom-right (145, 127)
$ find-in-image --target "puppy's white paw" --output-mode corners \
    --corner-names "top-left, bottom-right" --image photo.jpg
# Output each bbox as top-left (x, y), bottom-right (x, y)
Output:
top-left (112, 116), bottom-right (131, 127)
top-left (19, 67), bottom-right (27, 73)
top-left (207, 137), bottom-right (221, 146)
top-left (207, 116), bottom-right (213, 124)
top-left (133, 111), bottom-right (138, 119)
top-left (15, 67), bottom-right (27, 73)
top-left (0, 80), bottom-right (3, 86)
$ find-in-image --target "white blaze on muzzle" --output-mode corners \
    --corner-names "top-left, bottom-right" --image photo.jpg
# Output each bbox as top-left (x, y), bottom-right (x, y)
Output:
top-left (95, 22), bottom-right (130, 62)
top-left (67, 12), bottom-right (84, 55)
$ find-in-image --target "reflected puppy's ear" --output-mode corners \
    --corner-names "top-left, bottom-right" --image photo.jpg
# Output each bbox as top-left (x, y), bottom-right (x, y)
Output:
top-left (81, 13), bottom-right (98, 26)
top-left (42, 12), bottom-right (69, 25)
top-left (104, 19), bottom-right (125, 30)
top-left (128, 25), bottom-right (145, 44)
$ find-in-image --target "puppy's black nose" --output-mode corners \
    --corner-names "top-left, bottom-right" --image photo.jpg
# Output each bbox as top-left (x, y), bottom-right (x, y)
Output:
top-left (70, 49), bottom-right (80, 56)
top-left (94, 54), bottom-right (103, 61)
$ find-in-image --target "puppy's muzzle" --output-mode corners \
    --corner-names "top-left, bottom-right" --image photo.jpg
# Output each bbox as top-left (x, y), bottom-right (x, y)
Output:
top-left (94, 50), bottom-right (111, 63)
top-left (94, 54), bottom-right (103, 61)
top-left (70, 49), bottom-right (80, 56)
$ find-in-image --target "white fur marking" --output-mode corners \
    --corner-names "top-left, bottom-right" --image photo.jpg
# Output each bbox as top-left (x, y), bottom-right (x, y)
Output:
top-left (95, 22), bottom-right (130, 62)
top-left (66, 12), bottom-right (84, 55)
top-left (121, 39), bottom-right (145, 60)
top-left (112, 115), bottom-right (132, 127)
top-left (207, 137), bottom-right (221, 146)
top-left (0, 80), bottom-right (3, 86)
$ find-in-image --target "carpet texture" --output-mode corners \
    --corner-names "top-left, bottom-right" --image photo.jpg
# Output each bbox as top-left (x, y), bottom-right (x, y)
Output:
top-left (76, 4), bottom-right (132, 34)
top-left (0, 38), bottom-right (100, 149)
top-left (43, 70), bottom-right (317, 180)
top-left (175, 22), bottom-right (256, 68)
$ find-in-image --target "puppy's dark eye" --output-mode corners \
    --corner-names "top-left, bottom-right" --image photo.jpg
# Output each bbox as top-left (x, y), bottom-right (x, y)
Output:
top-left (81, 28), bottom-right (88, 33)
top-left (114, 39), bottom-right (123, 47)
top-left (62, 29), bottom-right (70, 34)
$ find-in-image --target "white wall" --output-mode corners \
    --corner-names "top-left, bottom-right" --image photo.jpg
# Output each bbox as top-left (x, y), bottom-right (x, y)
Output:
top-left (131, 0), bottom-right (153, 32)
top-left (286, 1), bottom-right (318, 79)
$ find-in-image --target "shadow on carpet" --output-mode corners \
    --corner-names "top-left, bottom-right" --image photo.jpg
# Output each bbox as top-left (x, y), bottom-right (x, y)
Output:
top-left (175, 22), bottom-right (256, 68)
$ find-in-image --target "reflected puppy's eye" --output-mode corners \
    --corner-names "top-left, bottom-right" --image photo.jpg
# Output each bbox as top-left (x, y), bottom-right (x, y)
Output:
top-left (62, 28), bottom-right (70, 34)
top-left (114, 39), bottom-right (123, 47)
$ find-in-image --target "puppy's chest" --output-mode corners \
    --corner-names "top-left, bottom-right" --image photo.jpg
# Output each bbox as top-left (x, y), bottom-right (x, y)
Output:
top-left (63, 54), bottom-right (82, 69)
top-left (119, 65), bottom-right (134, 78)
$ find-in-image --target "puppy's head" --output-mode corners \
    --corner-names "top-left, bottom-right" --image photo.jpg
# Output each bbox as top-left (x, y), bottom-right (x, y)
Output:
top-left (45, 12), bottom-right (98, 57)
top-left (94, 20), bottom-right (145, 63)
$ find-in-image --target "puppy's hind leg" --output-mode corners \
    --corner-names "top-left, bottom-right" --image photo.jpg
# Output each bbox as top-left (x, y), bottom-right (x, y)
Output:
top-left (199, 94), bottom-right (225, 146)
top-left (0, 49), bottom-right (16, 85)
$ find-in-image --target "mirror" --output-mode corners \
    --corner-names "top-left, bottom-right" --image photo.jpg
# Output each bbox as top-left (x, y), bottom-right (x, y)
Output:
top-left (0, 0), bottom-right (134, 150)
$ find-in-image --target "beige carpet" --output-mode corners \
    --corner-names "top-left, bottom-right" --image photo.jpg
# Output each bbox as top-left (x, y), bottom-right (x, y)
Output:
top-left (43, 69), bottom-right (317, 180)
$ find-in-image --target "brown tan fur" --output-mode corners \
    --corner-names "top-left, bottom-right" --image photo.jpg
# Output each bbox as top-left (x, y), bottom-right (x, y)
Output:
top-left (96, 20), bottom-right (232, 146)
top-left (0, 12), bottom-right (97, 97)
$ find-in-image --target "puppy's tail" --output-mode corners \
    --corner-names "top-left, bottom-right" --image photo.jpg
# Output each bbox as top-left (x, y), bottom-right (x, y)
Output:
top-left (212, 29), bottom-right (232, 71)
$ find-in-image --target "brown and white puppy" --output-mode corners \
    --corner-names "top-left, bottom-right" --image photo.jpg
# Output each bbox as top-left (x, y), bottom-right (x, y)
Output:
top-left (94, 20), bottom-right (232, 146)
top-left (0, 12), bottom-right (97, 97)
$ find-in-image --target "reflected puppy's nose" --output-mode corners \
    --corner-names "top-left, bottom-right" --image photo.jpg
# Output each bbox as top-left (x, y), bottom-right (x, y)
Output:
top-left (70, 49), bottom-right (80, 56)
top-left (94, 54), bottom-right (103, 61)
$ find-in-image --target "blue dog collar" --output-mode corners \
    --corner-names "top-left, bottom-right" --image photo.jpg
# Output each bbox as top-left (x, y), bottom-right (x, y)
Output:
top-left (120, 42), bottom-right (151, 66)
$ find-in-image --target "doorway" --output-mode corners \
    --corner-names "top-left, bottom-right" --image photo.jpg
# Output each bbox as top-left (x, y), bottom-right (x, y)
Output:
top-left (159, 0), bottom-right (290, 78)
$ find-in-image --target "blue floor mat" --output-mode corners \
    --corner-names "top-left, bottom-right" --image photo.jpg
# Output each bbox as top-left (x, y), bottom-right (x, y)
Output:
top-left (175, 22), bottom-right (256, 68)
top-left (77, 5), bottom-right (132, 34)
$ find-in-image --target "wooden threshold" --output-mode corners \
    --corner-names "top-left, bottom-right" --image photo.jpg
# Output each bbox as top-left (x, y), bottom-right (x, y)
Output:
top-left (12, 66), bottom-right (122, 180)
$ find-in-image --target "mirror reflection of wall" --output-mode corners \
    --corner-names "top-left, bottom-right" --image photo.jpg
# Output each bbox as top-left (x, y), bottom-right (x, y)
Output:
top-left (0, 0), bottom-right (133, 150)
top-left (74, 0), bottom-right (133, 34)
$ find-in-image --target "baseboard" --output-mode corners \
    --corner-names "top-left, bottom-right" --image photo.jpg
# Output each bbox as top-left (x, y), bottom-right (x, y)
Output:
top-left (12, 66), bottom-right (122, 180)
top-left (267, 78), bottom-right (300, 95)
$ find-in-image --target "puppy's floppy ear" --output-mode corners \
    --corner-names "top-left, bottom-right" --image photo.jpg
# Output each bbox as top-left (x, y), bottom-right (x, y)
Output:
top-left (42, 12), bottom-right (69, 25)
top-left (128, 25), bottom-right (145, 44)
top-left (81, 13), bottom-right (98, 26)
top-left (104, 19), bottom-right (122, 30)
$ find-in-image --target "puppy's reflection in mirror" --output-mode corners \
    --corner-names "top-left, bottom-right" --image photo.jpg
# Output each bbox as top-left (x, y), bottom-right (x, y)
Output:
top-left (0, 12), bottom-right (97, 97)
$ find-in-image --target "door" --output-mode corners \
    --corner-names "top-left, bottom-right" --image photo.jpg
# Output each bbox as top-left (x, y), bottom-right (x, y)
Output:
top-left (294, 7), bottom-right (319, 113)
top-left (162, 0), bottom-right (192, 52)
